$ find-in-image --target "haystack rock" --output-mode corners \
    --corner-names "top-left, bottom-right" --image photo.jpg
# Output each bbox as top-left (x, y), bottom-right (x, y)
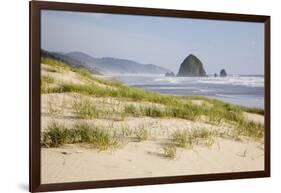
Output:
top-left (220, 69), bottom-right (227, 77)
top-left (177, 54), bottom-right (206, 77)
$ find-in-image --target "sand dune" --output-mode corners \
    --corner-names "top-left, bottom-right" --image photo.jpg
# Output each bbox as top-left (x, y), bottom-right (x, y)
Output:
top-left (40, 60), bottom-right (265, 184)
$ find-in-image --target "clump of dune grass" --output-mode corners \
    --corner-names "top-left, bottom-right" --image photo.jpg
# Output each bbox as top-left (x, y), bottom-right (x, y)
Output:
top-left (235, 120), bottom-right (264, 140)
top-left (72, 95), bottom-right (127, 121)
top-left (172, 130), bottom-right (192, 148)
top-left (135, 125), bottom-right (150, 141)
top-left (120, 125), bottom-right (133, 137)
top-left (42, 122), bottom-right (119, 150)
top-left (41, 80), bottom-right (48, 93)
top-left (172, 128), bottom-right (217, 148)
top-left (190, 128), bottom-right (216, 146)
top-left (43, 85), bottom-right (64, 94)
top-left (41, 122), bottom-right (69, 147)
top-left (143, 106), bottom-right (165, 117)
top-left (242, 107), bottom-right (264, 115)
top-left (42, 75), bottom-right (55, 84)
top-left (72, 67), bottom-right (93, 80)
top-left (167, 105), bottom-right (200, 121)
top-left (73, 97), bottom-right (99, 119)
top-left (41, 57), bottom-right (71, 72)
top-left (119, 111), bottom-right (126, 121)
top-left (124, 104), bottom-right (139, 116)
top-left (74, 123), bottom-right (119, 150)
top-left (41, 75), bottom-right (55, 93)
top-left (54, 82), bottom-right (115, 97)
top-left (162, 145), bottom-right (177, 159)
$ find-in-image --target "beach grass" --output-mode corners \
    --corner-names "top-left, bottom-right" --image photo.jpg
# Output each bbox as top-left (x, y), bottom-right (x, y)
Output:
top-left (171, 128), bottom-right (216, 148)
top-left (42, 75), bottom-right (55, 84)
top-left (41, 80), bottom-right (48, 93)
top-left (120, 125), bottom-right (133, 137)
top-left (172, 130), bottom-right (193, 148)
top-left (74, 123), bottom-right (119, 150)
top-left (42, 122), bottom-right (119, 150)
top-left (41, 57), bottom-right (71, 72)
top-left (190, 128), bottom-right (216, 146)
top-left (73, 97), bottom-right (99, 119)
top-left (42, 56), bottom-right (265, 140)
top-left (242, 107), bottom-right (264, 115)
top-left (135, 125), bottom-right (151, 141)
top-left (41, 122), bottom-right (70, 147)
top-left (124, 104), bottom-right (139, 116)
top-left (47, 100), bottom-right (62, 117)
top-left (48, 81), bottom-right (246, 123)
top-left (48, 81), bottom-right (263, 139)
top-left (41, 75), bottom-right (55, 93)
top-left (143, 106), bottom-right (165, 118)
top-left (162, 145), bottom-right (177, 159)
top-left (236, 120), bottom-right (264, 140)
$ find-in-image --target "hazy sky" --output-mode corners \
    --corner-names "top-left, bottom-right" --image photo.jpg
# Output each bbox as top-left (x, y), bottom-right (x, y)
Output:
top-left (41, 10), bottom-right (264, 75)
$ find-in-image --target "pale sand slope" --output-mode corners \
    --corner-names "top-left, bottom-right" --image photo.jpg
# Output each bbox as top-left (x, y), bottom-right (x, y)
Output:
top-left (42, 138), bottom-right (264, 184)
top-left (41, 95), bottom-right (264, 184)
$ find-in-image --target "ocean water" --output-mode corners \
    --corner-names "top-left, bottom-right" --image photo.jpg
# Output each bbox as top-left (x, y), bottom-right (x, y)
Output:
top-left (114, 74), bottom-right (264, 108)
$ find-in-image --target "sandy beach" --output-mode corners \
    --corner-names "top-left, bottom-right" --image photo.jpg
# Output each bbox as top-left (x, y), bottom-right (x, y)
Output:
top-left (41, 137), bottom-right (264, 184)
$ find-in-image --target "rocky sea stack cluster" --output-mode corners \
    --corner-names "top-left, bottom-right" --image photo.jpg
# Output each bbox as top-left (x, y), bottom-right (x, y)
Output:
top-left (165, 72), bottom-right (175, 77)
top-left (165, 54), bottom-right (228, 77)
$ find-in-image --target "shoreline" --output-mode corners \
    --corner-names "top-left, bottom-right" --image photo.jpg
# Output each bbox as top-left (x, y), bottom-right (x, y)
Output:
top-left (112, 74), bottom-right (264, 109)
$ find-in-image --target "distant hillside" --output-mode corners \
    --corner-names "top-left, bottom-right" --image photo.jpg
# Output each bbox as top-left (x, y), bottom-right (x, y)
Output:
top-left (42, 50), bottom-right (171, 75)
top-left (41, 50), bottom-right (102, 75)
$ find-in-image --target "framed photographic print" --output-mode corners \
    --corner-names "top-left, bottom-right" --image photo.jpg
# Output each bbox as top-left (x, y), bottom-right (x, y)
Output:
top-left (30, 1), bottom-right (270, 192)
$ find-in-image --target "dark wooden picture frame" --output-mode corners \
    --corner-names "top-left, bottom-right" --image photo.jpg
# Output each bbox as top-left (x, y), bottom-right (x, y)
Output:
top-left (30, 1), bottom-right (270, 192)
